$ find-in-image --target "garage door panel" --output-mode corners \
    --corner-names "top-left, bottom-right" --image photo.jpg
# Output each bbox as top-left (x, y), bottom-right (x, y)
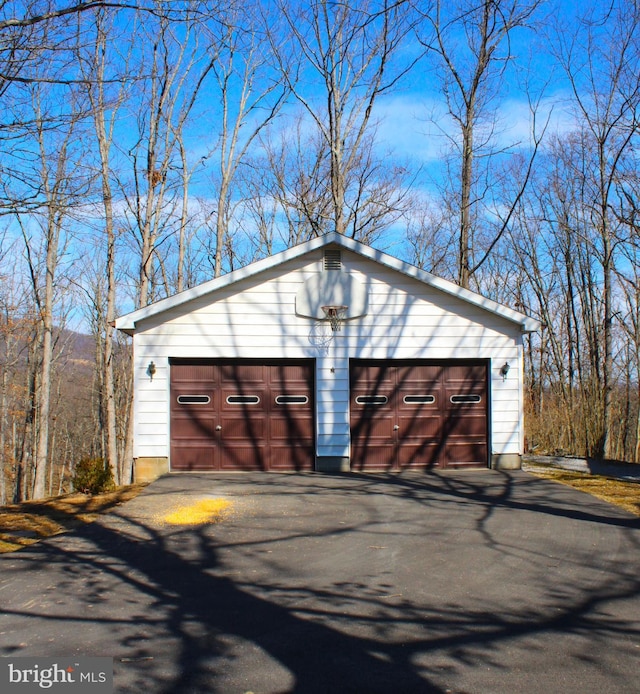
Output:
top-left (219, 363), bottom-right (265, 384)
top-left (219, 447), bottom-right (265, 470)
top-left (275, 417), bottom-right (311, 435)
top-left (398, 442), bottom-right (441, 469)
top-left (398, 392), bottom-right (440, 407)
top-left (272, 391), bottom-right (313, 410)
top-left (445, 364), bottom-right (486, 383)
top-left (171, 384), bottom-right (216, 409)
top-left (170, 445), bottom-right (217, 471)
top-left (446, 395), bottom-right (484, 409)
top-left (170, 360), bottom-right (314, 471)
top-left (171, 415), bottom-right (217, 440)
top-left (351, 360), bottom-right (487, 470)
top-left (444, 441), bottom-right (487, 466)
top-left (219, 417), bottom-right (266, 440)
top-left (446, 415), bottom-right (487, 437)
top-left (271, 386), bottom-right (314, 447)
top-left (273, 363), bottom-right (313, 385)
top-left (269, 444), bottom-right (315, 470)
top-left (352, 412), bottom-right (394, 437)
top-left (352, 364), bottom-right (394, 389)
top-left (171, 407), bottom-right (216, 434)
top-left (351, 443), bottom-right (395, 470)
top-left (398, 414), bottom-right (440, 438)
top-left (171, 363), bottom-right (217, 384)
top-left (270, 418), bottom-right (314, 441)
top-left (170, 373), bottom-right (218, 467)
top-left (171, 385), bottom-right (215, 401)
top-left (396, 365), bottom-right (442, 388)
top-left (220, 389), bottom-right (265, 405)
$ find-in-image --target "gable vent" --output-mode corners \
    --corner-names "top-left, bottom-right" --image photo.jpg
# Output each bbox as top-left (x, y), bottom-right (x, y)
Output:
top-left (324, 249), bottom-right (342, 270)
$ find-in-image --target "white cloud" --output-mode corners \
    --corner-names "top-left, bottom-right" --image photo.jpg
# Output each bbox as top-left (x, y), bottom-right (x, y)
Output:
top-left (496, 94), bottom-right (578, 147)
top-left (374, 89), bottom-right (579, 165)
top-left (374, 94), bottom-right (453, 162)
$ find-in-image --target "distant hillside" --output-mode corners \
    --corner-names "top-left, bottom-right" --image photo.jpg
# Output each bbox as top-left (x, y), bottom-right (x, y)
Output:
top-left (58, 329), bottom-right (95, 366)
top-left (0, 325), bottom-right (96, 374)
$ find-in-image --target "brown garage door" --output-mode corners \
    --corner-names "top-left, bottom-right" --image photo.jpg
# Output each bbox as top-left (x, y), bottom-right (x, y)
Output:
top-left (350, 360), bottom-right (488, 471)
top-left (170, 360), bottom-right (314, 471)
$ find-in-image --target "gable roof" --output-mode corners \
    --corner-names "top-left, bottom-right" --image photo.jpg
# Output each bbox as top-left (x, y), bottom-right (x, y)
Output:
top-left (115, 232), bottom-right (540, 334)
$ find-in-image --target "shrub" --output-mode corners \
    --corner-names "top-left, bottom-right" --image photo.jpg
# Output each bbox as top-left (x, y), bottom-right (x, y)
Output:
top-left (72, 457), bottom-right (115, 495)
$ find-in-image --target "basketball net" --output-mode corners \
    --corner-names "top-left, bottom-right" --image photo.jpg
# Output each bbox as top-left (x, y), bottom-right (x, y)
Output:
top-left (321, 305), bottom-right (348, 332)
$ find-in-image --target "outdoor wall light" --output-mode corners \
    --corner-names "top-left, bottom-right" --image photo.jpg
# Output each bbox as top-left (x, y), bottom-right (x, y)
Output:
top-left (500, 362), bottom-right (510, 381)
top-left (148, 361), bottom-right (156, 380)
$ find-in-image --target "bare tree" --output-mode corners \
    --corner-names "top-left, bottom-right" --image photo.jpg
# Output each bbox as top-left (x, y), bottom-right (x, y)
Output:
top-left (247, 119), bottom-right (335, 245)
top-left (193, 3), bottom-right (289, 278)
top-left (416, 0), bottom-right (544, 288)
top-left (553, 0), bottom-right (640, 459)
top-left (507, 140), bottom-right (586, 455)
top-left (117, 5), bottom-right (220, 307)
top-left (18, 85), bottom-right (87, 499)
top-left (74, 6), bottom-right (133, 484)
top-left (0, 2), bottom-right (122, 92)
top-left (272, 0), bottom-right (417, 241)
top-left (405, 199), bottom-right (457, 277)
top-left (0, 236), bottom-right (32, 505)
top-left (113, 5), bottom-right (223, 481)
top-left (617, 242), bottom-right (640, 462)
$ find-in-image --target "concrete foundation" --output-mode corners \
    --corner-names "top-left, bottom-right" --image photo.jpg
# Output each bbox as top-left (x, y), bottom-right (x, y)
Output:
top-left (491, 453), bottom-right (522, 470)
top-left (316, 456), bottom-right (350, 472)
top-left (132, 455), bottom-right (518, 477)
top-left (134, 457), bottom-right (169, 483)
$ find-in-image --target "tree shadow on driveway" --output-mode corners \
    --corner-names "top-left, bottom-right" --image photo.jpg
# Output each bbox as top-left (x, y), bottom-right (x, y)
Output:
top-left (1, 471), bottom-right (639, 693)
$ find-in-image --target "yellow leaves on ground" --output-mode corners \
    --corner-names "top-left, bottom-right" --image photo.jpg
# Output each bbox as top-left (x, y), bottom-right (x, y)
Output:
top-left (162, 498), bottom-right (233, 526)
top-left (0, 484), bottom-right (147, 553)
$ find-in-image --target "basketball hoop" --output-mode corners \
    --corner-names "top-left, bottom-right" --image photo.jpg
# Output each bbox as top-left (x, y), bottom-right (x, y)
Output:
top-left (321, 305), bottom-right (348, 332)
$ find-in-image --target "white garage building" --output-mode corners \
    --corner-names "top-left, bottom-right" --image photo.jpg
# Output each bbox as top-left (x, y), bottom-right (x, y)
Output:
top-left (115, 233), bottom-right (539, 481)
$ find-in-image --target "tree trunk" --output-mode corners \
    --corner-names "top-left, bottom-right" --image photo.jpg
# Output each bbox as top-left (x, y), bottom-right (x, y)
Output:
top-left (32, 221), bottom-right (57, 499)
top-left (96, 124), bottom-right (119, 484)
top-left (458, 119), bottom-right (474, 289)
top-left (177, 138), bottom-right (189, 292)
top-left (601, 228), bottom-right (614, 459)
top-left (0, 369), bottom-right (7, 506)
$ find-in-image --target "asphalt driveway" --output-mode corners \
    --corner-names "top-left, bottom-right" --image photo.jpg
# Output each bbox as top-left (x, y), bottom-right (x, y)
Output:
top-left (1, 471), bottom-right (639, 693)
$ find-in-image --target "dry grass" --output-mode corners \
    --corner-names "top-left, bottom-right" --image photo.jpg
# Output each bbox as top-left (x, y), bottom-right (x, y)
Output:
top-left (528, 468), bottom-right (640, 517)
top-left (0, 484), bottom-right (147, 553)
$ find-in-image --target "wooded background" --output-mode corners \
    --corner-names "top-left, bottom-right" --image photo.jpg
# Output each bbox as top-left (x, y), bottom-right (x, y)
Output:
top-left (2, 0), bottom-right (639, 501)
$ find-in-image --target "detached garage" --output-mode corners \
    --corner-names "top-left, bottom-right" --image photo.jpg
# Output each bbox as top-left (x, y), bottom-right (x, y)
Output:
top-left (115, 233), bottom-right (539, 481)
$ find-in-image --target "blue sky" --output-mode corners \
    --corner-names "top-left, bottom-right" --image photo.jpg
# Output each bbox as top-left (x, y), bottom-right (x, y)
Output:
top-left (1, 0), bottom-right (631, 330)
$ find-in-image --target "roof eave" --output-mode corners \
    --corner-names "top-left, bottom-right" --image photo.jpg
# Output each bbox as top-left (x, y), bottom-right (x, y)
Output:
top-left (332, 236), bottom-right (539, 333)
top-left (114, 234), bottom-right (336, 333)
top-left (115, 232), bottom-right (540, 335)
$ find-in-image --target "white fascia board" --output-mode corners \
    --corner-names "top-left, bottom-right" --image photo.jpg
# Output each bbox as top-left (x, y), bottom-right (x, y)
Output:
top-left (115, 231), bottom-right (540, 335)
